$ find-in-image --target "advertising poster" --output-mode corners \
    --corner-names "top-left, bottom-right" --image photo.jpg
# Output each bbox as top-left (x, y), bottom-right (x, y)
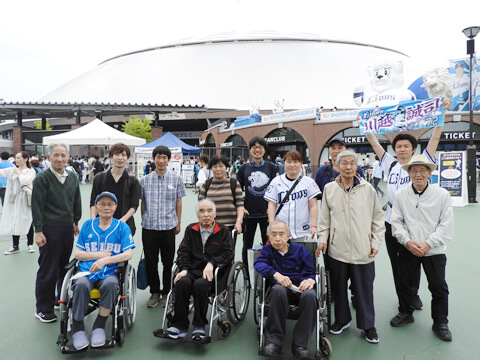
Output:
top-left (449, 59), bottom-right (470, 111)
top-left (168, 147), bottom-right (182, 176)
top-left (182, 164), bottom-right (195, 185)
top-left (135, 152), bottom-right (151, 180)
top-left (474, 56), bottom-right (480, 111)
top-left (358, 97), bottom-right (444, 135)
top-left (438, 151), bottom-right (468, 207)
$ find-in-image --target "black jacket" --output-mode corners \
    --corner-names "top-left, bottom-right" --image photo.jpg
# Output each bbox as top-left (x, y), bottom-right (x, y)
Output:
top-left (177, 222), bottom-right (233, 279)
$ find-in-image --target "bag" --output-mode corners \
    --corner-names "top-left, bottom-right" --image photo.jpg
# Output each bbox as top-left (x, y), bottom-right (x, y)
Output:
top-left (137, 251), bottom-right (148, 290)
top-left (275, 175), bottom-right (303, 216)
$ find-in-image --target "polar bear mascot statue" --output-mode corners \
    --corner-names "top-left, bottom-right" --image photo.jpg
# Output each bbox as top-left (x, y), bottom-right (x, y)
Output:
top-left (353, 59), bottom-right (416, 108)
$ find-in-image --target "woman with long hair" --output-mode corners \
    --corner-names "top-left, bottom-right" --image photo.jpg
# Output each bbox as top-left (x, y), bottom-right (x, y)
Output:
top-left (0, 151), bottom-right (36, 254)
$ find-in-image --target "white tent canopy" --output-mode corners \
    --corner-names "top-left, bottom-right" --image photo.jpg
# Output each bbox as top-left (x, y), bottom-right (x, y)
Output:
top-left (42, 118), bottom-right (146, 146)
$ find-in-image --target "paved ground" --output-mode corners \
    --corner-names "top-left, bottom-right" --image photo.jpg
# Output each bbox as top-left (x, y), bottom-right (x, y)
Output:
top-left (0, 181), bottom-right (478, 360)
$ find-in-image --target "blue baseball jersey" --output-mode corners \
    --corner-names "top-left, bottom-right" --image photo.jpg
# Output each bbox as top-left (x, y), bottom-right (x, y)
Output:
top-left (76, 218), bottom-right (135, 281)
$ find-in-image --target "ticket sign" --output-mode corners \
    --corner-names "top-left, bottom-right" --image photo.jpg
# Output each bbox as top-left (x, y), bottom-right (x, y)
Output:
top-left (438, 151), bottom-right (468, 207)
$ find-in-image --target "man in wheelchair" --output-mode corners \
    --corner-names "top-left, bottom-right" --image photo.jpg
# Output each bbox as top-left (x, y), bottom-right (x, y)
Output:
top-left (165, 198), bottom-right (233, 341)
top-left (254, 220), bottom-right (316, 359)
top-left (71, 191), bottom-right (134, 350)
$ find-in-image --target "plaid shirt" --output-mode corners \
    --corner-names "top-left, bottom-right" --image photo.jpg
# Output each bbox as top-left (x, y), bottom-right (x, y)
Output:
top-left (140, 169), bottom-right (186, 231)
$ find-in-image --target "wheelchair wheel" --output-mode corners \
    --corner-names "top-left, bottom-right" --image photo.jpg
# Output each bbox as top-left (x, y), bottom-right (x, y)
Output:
top-left (59, 264), bottom-right (76, 344)
top-left (320, 336), bottom-right (333, 357)
top-left (325, 270), bottom-right (332, 330)
top-left (123, 264), bottom-right (137, 329)
top-left (253, 272), bottom-right (263, 325)
top-left (217, 321), bottom-right (232, 339)
top-left (116, 329), bottom-right (125, 346)
top-left (226, 261), bottom-right (250, 324)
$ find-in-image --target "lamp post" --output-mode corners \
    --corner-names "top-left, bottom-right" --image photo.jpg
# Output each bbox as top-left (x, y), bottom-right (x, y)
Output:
top-left (462, 26), bottom-right (480, 203)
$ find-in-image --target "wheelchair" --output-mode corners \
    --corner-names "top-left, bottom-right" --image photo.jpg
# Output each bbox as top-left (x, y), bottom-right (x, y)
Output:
top-left (56, 259), bottom-right (137, 353)
top-left (153, 230), bottom-right (250, 344)
top-left (253, 240), bottom-right (333, 359)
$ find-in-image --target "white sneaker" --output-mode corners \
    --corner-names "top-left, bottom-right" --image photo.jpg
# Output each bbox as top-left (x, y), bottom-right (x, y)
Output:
top-left (27, 245), bottom-right (35, 253)
top-left (4, 247), bottom-right (20, 255)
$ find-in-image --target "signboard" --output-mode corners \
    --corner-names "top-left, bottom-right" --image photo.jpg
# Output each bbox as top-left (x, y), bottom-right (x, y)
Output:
top-left (172, 131), bottom-right (203, 139)
top-left (262, 108), bottom-right (318, 122)
top-left (182, 164), bottom-right (195, 185)
top-left (136, 152), bottom-right (151, 180)
top-left (220, 142), bottom-right (233, 147)
top-left (474, 56), bottom-right (480, 111)
top-left (359, 97), bottom-right (444, 135)
top-left (443, 131), bottom-right (476, 141)
top-left (264, 136), bottom-right (286, 143)
top-left (168, 147), bottom-right (182, 175)
top-left (318, 110), bottom-right (359, 123)
top-left (438, 151), bottom-right (468, 207)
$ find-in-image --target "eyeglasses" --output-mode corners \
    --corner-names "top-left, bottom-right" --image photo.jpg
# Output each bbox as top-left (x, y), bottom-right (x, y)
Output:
top-left (408, 168), bottom-right (429, 175)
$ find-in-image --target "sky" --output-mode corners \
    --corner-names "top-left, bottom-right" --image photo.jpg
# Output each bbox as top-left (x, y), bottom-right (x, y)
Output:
top-left (1, 0), bottom-right (480, 102)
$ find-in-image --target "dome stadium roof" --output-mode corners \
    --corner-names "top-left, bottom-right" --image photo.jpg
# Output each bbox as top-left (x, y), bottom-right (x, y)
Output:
top-left (41, 31), bottom-right (427, 110)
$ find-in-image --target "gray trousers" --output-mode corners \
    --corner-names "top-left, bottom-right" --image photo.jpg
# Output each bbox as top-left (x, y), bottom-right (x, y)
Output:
top-left (266, 285), bottom-right (316, 348)
top-left (72, 275), bottom-right (119, 322)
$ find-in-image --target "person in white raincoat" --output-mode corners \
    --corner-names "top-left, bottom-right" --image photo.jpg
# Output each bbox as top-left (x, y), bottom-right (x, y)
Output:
top-left (0, 151), bottom-right (36, 254)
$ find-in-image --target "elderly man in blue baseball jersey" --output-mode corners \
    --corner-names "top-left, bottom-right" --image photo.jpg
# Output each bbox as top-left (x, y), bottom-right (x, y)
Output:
top-left (70, 191), bottom-right (135, 350)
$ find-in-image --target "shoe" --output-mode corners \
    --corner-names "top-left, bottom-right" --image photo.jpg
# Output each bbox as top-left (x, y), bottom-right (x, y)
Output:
top-left (413, 295), bottom-right (424, 310)
top-left (160, 295), bottom-right (167, 307)
top-left (364, 327), bottom-right (379, 343)
top-left (27, 245), bottom-right (35, 253)
top-left (72, 330), bottom-right (89, 350)
top-left (4, 247), bottom-right (19, 255)
top-left (432, 323), bottom-right (452, 342)
top-left (91, 328), bottom-right (106, 347)
top-left (147, 293), bottom-right (160, 308)
top-left (329, 321), bottom-right (351, 334)
top-left (192, 327), bottom-right (207, 342)
top-left (292, 344), bottom-right (310, 359)
top-left (165, 326), bottom-right (188, 340)
top-left (390, 313), bottom-right (414, 327)
top-left (35, 311), bottom-right (57, 323)
top-left (263, 342), bottom-right (281, 357)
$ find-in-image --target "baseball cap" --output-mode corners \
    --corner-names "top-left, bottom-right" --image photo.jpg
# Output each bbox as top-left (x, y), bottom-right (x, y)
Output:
top-left (327, 137), bottom-right (346, 147)
top-left (95, 191), bottom-right (118, 204)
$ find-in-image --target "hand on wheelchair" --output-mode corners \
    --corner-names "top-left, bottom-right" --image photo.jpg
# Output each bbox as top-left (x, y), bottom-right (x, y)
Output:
top-left (203, 262), bottom-right (214, 281)
top-left (298, 278), bottom-right (315, 291)
top-left (273, 272), bottom-right (292, 288)
top-left (315, 243), bottom-right (327, 258)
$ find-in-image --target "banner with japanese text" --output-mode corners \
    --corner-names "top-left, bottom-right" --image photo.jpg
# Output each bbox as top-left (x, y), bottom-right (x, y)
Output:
top-left (474, 56), bottom-right (480, 111)
top-left (358, 97), bottom-right (444, 135)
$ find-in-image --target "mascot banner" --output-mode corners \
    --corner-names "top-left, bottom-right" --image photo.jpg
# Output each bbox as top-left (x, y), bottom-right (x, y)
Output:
top-left (449, 59), bottom-right (470, 111)
top-left (358, 97), bottom-right (444, 135)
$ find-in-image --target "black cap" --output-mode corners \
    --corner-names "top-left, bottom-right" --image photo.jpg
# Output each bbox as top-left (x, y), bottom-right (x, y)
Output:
top-left (327, 137), bottom-right (346, 147)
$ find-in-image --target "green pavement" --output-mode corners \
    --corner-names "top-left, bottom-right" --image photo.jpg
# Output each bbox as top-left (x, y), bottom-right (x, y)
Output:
top-left (0, 181), bottom-right (478, 360)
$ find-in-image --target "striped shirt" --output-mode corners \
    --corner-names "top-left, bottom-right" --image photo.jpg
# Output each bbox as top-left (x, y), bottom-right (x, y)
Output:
top-left (140, 169), bottom-right (186, 231)
top-left (198, 178), bottom-right (244, 227)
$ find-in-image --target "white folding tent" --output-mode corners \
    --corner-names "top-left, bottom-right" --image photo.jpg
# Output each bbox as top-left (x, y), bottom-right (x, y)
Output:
top-left (42, 118), bottom-right (146, 146)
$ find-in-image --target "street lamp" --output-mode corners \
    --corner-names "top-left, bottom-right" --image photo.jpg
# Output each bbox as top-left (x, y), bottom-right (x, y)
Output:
top-left (462, 26), bottom-right (480, 203)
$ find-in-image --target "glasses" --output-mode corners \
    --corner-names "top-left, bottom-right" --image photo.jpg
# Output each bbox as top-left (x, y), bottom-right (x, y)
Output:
top-left (408, 168), bottom-right (429, 175)
top-left (251, 145), bottom-right (264, 150)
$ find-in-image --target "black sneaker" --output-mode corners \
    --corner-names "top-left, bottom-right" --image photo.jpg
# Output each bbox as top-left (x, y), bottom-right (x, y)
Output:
top-left (390, 312), bottom-right (414, 327)
top-left (364, 327), bottom-right (379, 343)
top-left (35, 311), bottom-right (57, 323)
top-left (329, 321), bottom-right (351, 334)
top-left (413, 295), bottom-right (424, 310)
top-left (264, 342), bottom-right (281, 357)
top-left (432, 323), bottom-right (452, 342)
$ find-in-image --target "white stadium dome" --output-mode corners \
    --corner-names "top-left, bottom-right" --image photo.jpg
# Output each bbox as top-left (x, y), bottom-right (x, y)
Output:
top-left (41, 31), bottom-right (427, 110)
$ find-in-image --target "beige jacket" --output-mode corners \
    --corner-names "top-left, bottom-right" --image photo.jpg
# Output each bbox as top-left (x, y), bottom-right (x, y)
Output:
top-left (318, 176), bottom-right (385, 264)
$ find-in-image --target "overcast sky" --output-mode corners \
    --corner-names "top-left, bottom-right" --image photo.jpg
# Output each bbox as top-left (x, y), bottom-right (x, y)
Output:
top-left (1, 0), bottom-right (479, 102)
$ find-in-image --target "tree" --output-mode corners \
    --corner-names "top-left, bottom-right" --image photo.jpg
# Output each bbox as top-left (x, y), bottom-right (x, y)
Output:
top-left (34, 119), bottom-right (52, 130)
top-left (122, 116), bottom-right (152, 143)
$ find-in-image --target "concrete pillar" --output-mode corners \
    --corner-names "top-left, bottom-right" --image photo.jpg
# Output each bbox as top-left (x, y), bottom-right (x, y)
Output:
top-left (152, 127), bottom-right (163, 140)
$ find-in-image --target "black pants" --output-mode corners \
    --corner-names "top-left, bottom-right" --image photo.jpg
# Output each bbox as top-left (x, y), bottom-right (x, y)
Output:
top-left (266, 285), bottom-right (316, 348)
top-left (397, 248), bottom-right (449, 324)
top-left (242, 217), bottom-right (268, 277)
top-left (0, 187), bottom-right (5, 206)
top-left (172, 273), bottom-right (214, 329)
top-left (35, 225), bottom-right (74, 313)
top-left (142, 228), bottom-right (176, 295)
top-left (12, 223), bottom-right (34, 248)
top-left (373, 177), bottom-right (384, 196)
top-left (329, 257), bottom-right (375, 330)
top-left (385, 222), bottom-right (420, 305)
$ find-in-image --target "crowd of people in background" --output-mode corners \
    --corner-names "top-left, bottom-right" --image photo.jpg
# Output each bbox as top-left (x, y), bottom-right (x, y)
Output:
top-left (0, 127), bottom-right (454, 355)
